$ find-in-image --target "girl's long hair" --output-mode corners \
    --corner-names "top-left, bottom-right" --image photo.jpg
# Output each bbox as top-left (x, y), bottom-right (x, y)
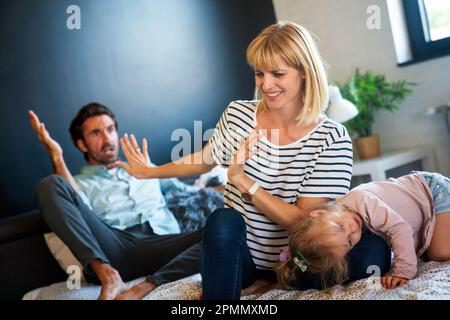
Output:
top-left (276, 203), bottom-right (350, 288)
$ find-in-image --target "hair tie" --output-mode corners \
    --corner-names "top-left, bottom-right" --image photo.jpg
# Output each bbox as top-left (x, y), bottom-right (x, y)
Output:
top-left (278, 250), bottom-right (291, 263)
top-left (278, 250), bottom-right (309, 272)
top-left (293, 251), bottom-right (309, 272)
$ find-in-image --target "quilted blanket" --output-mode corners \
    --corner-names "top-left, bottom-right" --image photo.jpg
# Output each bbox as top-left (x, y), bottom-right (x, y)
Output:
top-left (23, 260), bottom-right (450, 300)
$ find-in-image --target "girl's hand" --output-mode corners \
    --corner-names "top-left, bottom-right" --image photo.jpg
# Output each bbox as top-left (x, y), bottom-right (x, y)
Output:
top-left (227, 129), bottom-right (261, 184)
top-left (116, 134), bottom-right (154, 179)
top-left (380, 275), bottom-right (408, 289)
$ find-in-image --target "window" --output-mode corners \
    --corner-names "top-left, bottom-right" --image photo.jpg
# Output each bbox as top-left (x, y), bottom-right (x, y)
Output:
top-left (423, 0), bottom-right (450, 41)
top-left (403, 0), bottom-right (450, 64)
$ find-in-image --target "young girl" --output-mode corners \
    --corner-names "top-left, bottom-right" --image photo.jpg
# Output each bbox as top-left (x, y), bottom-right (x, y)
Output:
top-left (276, 171), bottom-right (450, 289)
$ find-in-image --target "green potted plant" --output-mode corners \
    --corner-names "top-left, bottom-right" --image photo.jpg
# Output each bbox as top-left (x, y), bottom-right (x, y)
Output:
top-left (338, 69), bottom-right (416, 160)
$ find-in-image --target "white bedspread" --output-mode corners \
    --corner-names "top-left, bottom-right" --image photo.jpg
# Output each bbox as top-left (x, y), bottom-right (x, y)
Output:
top-left (23, 261), bottom-right (450, 300)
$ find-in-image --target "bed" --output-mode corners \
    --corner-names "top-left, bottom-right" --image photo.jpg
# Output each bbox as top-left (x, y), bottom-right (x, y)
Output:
top-left (3, 168), bottom-right (449, 300)
top-left (21, 183), bottom-right (450, 300)
top-left (23, 260), bottom-right (450, 300)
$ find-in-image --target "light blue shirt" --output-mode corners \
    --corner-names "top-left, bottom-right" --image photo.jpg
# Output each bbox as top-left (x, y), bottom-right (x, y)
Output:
top-left (74, 164), bottom-right (198, 235)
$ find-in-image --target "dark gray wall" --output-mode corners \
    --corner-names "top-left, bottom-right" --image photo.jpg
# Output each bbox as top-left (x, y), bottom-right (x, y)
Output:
top-left (0, 0), bottom-right (275, 217)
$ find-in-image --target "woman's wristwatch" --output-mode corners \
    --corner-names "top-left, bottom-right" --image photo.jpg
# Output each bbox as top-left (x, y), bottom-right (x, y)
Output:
top-left (241, 182), bottom-right (260, 202)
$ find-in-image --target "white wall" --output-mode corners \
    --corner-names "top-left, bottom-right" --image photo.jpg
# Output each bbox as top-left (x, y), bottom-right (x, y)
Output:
top-left (273, 0), bottom-right (450, 175)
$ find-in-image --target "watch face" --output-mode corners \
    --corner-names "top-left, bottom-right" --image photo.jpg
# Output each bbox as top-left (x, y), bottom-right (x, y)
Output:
top-left (242, 192), bottom-right (252, 202)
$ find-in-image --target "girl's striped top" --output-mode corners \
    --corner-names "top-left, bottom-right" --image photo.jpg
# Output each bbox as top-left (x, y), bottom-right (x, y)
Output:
top-left (209, 100), bottom-right (353, 269)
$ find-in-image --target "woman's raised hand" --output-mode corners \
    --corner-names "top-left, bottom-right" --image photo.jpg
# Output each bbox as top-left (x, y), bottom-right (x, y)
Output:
top-left (227, 129), bottom-right (261, 183)
top-left (116, 133), bottom-right (154, 179)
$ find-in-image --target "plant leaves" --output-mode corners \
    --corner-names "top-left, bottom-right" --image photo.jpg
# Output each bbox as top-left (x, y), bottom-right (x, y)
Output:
top-left (337, 69), bottom-right (416, 138)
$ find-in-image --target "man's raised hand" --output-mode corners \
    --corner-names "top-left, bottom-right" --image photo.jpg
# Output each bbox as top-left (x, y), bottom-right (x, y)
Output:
top-left (28, 110), bottom-right (63, 159)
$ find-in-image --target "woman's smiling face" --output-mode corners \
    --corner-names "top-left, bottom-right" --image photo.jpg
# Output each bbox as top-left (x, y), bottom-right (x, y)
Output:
top-left (254, 56), bottom-right (304, 112)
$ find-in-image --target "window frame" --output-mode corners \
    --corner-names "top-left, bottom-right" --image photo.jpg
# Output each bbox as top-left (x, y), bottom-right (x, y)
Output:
top-left (402, 0), bottom-right (450, 65)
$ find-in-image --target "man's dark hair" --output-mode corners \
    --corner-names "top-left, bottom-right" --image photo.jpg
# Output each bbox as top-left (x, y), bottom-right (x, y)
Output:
top-left (69, 102), bottom-right (118, 161)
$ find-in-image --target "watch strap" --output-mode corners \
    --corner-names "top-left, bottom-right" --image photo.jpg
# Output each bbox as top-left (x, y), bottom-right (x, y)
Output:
top-left (248, 182), bottom-right (260, 195)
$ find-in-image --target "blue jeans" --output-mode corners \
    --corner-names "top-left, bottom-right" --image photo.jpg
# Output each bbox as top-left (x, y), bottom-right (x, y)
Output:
top-left (200, 208), bottom-right (276, 300)
top-left (416, 171), bottom-right (450, 214)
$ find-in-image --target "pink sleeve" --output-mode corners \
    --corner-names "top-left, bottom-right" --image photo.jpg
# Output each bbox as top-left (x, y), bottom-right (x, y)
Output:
top-left (344, 193), bottom-right (418, 279)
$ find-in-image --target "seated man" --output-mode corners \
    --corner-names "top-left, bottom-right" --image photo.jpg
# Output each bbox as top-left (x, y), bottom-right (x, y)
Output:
top-left (29, 102), bottom-right (204, 300)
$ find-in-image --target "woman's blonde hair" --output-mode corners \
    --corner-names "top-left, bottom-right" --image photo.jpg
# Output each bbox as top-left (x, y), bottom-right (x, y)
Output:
top-left (246, 21), bottom-right (329, 125)
top-left (276, 202), bottom-right (349, 289)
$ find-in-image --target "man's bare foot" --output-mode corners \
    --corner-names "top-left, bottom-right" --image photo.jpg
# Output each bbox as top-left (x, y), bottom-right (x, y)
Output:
top-left (115, 280), bottom-right (157, 300)
top-left (98, 280), bottom-right (127, 300)
top-left (90, 260), bottom-right (127, 300)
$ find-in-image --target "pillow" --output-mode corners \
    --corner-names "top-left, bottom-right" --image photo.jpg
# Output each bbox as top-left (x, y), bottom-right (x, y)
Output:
top-left (290, 231), bottom-right (392, 290)
top-left (166, 188), bottom-right (224, 232)
top-left (44, 232), bottom-right (84, 279)
top-left (192, 166), bottom-right (228, 188)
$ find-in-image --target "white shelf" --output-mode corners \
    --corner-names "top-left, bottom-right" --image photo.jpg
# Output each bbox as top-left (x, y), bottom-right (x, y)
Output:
top-left (353, 147), bottom-right (437, 181)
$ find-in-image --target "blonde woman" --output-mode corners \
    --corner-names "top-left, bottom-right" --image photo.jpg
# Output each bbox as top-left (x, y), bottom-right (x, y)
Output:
top-left (118, 22), bottom-right (364, 299)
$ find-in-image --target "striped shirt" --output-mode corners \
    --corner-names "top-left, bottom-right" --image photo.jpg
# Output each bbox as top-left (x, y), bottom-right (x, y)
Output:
top-left (209, 100), bottom-right (353, 270)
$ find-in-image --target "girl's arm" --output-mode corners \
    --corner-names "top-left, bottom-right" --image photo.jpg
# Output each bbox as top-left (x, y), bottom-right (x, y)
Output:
top-left (341, 192), bottom-right (418, 280)
top-left (116, 134), bottom-right (217, 179)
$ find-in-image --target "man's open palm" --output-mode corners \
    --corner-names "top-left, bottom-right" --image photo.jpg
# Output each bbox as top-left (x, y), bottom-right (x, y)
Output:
top-left (28, 110), bottom-right (63, 157)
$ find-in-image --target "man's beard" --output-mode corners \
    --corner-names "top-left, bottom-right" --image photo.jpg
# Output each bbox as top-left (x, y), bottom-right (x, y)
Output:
top-left (87, 143), bottom-right (118, 165)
